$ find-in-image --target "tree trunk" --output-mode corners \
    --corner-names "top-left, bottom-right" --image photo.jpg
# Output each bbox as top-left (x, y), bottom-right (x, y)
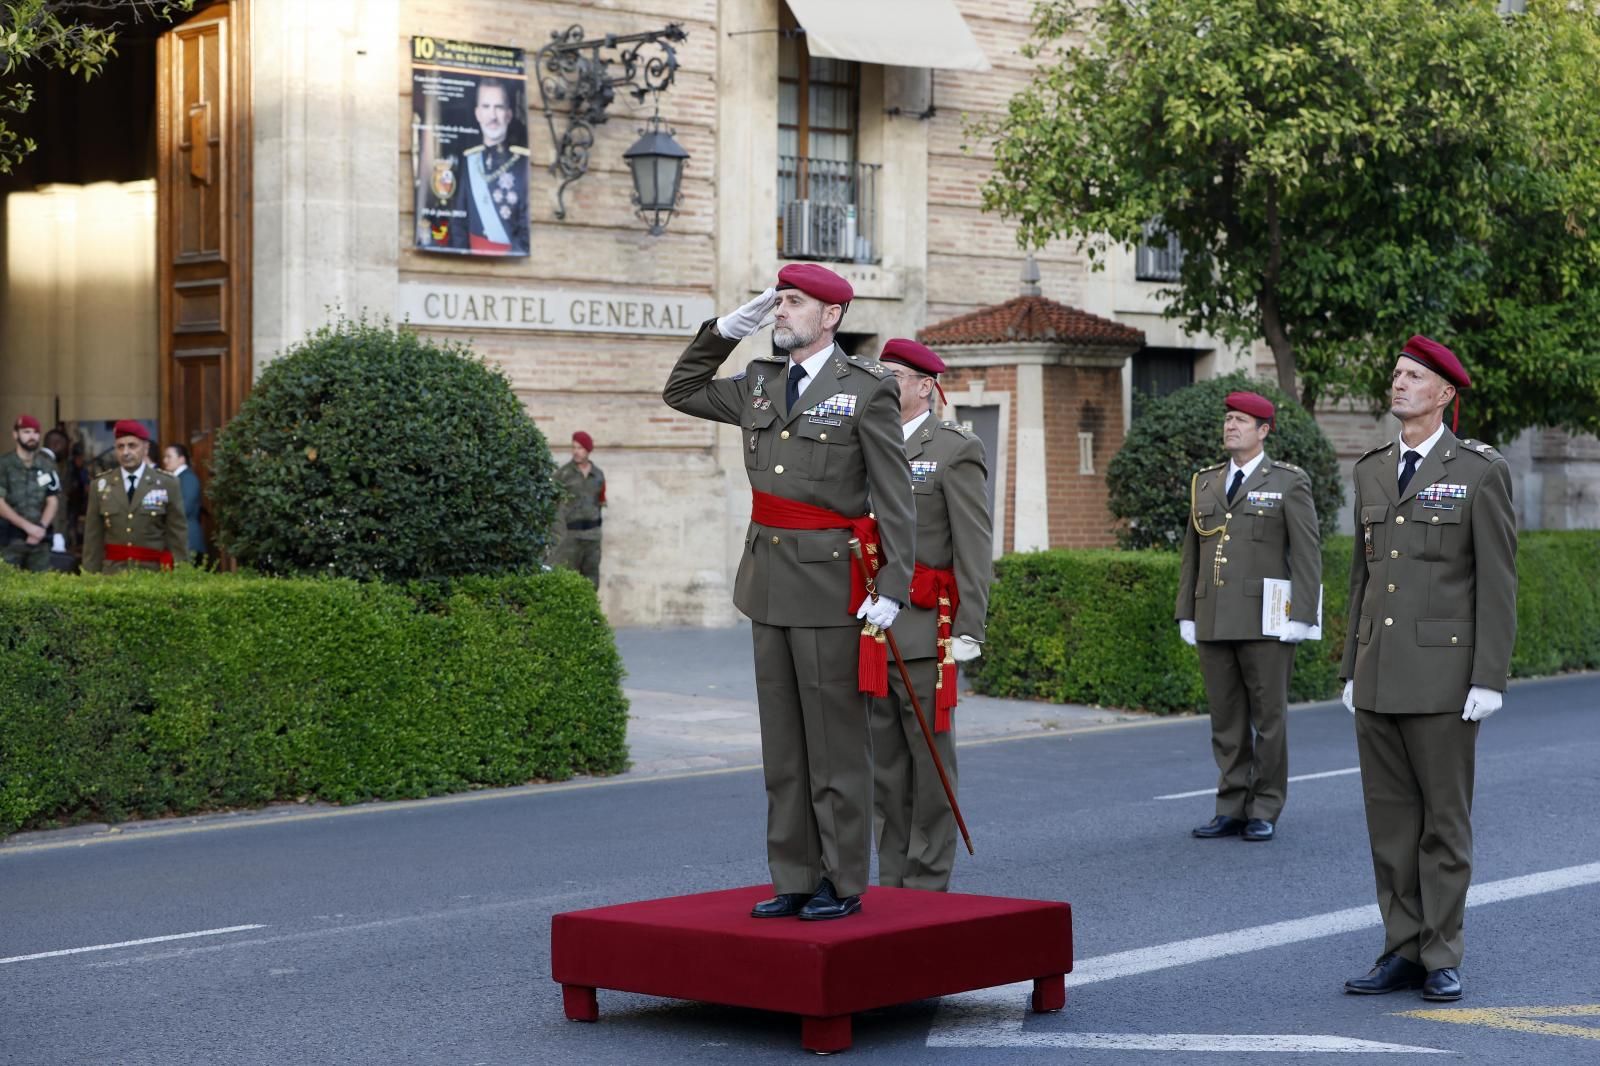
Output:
top-left (1258, 178), bottom-right (1300, 405)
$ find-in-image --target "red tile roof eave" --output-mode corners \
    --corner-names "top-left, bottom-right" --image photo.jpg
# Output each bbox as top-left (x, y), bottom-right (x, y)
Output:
top-left (917, 295), bottom-right (1146, 348)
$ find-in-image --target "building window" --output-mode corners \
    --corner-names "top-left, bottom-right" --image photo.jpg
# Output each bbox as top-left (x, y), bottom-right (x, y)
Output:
top-left (1135, 221), bottom-right (1183, 282)
top-left (777, 10), bottom-right (880, 263)
top-left (1131, 347), bottom-right (1196, 420)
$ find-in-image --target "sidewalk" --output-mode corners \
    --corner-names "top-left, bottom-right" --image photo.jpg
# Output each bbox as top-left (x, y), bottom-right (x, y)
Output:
top-left (615, 624), bottom-right (1153, 776)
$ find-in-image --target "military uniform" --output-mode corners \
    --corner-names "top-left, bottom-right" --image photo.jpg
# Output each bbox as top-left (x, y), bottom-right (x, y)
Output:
top-left (458, 143), bottom-right (530, 255)
top-left (552, 459), bottom-right (605, 588)
top-left (0, 451), bottom-right (60, 571)
top-left (1177, 454), bottom-right (1321, 827)
top-left (663, 320), bottom-right (915, 902)
top-left (1342, 427), bottom-right (1516, 973)
top-left (83, 464), bottom-right (189, 573)
top-left (871, 415), bottom-right (991, 891)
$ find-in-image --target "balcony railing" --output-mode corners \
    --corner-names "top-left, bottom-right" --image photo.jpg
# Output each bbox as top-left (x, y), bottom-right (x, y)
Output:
top-left (1135, 222), bottom-right (1183, 282)
top-left (777, 156), bottom-right (882, 264)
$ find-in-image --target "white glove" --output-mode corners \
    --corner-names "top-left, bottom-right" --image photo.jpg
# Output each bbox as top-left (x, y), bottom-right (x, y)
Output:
top-left (856, 595), bottom-right (901, 629)
top-left (1342, 679), bottom-right (1355, 714)
top-left (1279, 620), bottom-right (1312, 644)
top-left (951, 635), bottom-right (982, 663)
top-left (1178, 620), bottom-right (1196, 646)
top-left (1463, 685), bottom-right (1503, 722)
top-left (715, 287), bottom-right (778, 340)
top-left (51, 533), bottom-right (66, 553)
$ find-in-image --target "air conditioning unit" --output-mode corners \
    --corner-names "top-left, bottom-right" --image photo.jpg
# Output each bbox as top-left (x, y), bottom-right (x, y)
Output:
top-left (783, 200), bottom-right (857, 261)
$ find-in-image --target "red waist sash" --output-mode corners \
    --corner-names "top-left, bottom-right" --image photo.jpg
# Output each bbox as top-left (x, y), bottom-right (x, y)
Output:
top-left (910, 563), bottom-right (961, 731)
top-left (105, 543), bottom-right (174, 570)
top-left (750, 489), bottom-right (887, 696)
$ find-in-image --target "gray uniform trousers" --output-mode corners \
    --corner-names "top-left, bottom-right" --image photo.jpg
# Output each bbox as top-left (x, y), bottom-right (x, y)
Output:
top-left (1194, 639), bottom-right (1295, 822)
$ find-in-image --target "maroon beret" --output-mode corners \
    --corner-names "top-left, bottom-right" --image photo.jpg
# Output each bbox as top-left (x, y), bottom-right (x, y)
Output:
top-left (1400, 335), bottom-right (1471, 389)
top-left (776, 263), bottom-right (853, 306)
top-left (1224, 391), bottom-right (1275, 425)
top-left (13, 413), bottom-right (40, 431)
top-left (572, 430), bottom-right (594, 452)
top-left (879, 338), bottom-right (947, 376)
top-left (112, 419), bottom-right (150, 442)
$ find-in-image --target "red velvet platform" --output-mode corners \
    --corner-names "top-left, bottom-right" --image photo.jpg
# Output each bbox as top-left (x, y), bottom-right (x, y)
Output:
top-left (550, 884), bottom-right (1072, 1053)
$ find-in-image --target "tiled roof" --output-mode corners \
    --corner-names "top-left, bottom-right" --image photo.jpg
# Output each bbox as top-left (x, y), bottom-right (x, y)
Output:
top-left (918, 295), bottom-right (1145, 348)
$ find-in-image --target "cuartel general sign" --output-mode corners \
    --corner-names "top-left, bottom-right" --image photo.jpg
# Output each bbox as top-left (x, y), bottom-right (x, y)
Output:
top-left (398, 281), bottom-right (713, 336)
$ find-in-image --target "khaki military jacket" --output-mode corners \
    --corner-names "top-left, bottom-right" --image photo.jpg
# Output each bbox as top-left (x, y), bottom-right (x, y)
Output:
top-left (555, 460), bottom-right (605, 542)
top-left (895, 417), bottom-right (993, 660)
top-left (83, 465), bottom-right (189, 573)
top-left (0, 451), bottom-right (60, 540)
top-left (663, 319), bottom-right (915, 628)
top-left (1176, 455), bottom-right (1322, 641)
top-left (1340, 429), bottom-right (1517, 715)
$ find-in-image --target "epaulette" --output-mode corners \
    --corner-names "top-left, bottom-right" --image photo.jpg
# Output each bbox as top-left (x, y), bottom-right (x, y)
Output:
top-left (464, 145), bottom-right (484, 155)
top-left (1198, 461), bottom-right (1226, 474)
top-left (1457, 438), bottom-right (1503, 461)
top-left (846, 354), bottom-right (890, 378)
top-left (1271, 459), bottom-right (1304, 474)
top-left (510, 145), bottom-right (530, 157)
top-left (939, 419), bottom-right (977, 440)
top-left (750, 352), bottom-right (786, 364)
top-left (1354, 441), bottom-right (1392, 463)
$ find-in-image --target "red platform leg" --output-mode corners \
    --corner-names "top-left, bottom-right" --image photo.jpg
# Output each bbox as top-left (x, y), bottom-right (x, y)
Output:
top-left (1031, 974), bottom-right (1066, 1013)
top-left (563, 984), bottom-right (599, 1022)
top-left (801, 1014), bottom-right (852, 1053)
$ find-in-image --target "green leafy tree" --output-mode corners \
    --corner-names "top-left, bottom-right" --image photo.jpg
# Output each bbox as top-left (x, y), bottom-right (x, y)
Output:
top-left (1108, 374), bottom-right (1342, 550)
top-left (211, 319), bottom-right (562, 581)
top-left (0, 1), bottom-right (193, 173)
top-left (978, 0), bottom-right (1600, 445)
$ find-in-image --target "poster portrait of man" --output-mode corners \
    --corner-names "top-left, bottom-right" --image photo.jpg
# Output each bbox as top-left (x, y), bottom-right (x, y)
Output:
top-left (411, 37), bottom-right (531, 258)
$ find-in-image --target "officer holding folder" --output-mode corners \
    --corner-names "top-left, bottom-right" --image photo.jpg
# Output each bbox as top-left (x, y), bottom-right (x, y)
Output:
top-left (1175, 391), bottom-right (1322, 842)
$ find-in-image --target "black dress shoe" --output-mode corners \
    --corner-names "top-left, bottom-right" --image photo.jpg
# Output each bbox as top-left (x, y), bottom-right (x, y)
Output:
top-left (1192, 815), bottom-right (1245, 838)
top-left (798, 878), bottom-right (862, 921)
top-left (1242, 818), bottom-right (1275, 842)
top-left (750, 892), bottom-right (811, 918)
top-left (1422, 968), bottom-right (1462, 1001)
top-left (1344, 952), bottom-right (1427, 994)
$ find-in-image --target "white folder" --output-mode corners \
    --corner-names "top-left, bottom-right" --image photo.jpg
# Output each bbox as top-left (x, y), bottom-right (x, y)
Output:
top-left (1262, 578), bottom-right (1322, 641)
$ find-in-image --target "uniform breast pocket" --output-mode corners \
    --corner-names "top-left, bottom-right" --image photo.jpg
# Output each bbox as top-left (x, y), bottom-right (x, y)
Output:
top-left (1416, 504), bottom-right (1464, 560)
top-left (1250, 506), bottom-right (1283, 541)
top-left (744, 411), bottom-right (776, 471)
top-left (794, 419), bottom-right (856, 480)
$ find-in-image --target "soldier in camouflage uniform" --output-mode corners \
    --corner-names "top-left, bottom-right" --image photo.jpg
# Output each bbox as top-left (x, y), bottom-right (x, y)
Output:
top-left (0, 414), bottom-right (60, 571)
top-left (551, 430), bottom-right (605, 589)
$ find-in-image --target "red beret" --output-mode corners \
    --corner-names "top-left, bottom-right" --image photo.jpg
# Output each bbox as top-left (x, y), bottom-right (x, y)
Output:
top-left (13, 413), bottom-right (40, 431)
top-left (572, 430), bottom-right (594, 452)
top-left (1400, 335), bottom-right (1471, 389)
top-left (776, 263), bottom-right (853, 306)
top-left (112, 420), bottom-right (150, 442)
top-left (879, 338), bottom-right (947, 376)
top-left (1224, 391), bottom-right (1275, 426)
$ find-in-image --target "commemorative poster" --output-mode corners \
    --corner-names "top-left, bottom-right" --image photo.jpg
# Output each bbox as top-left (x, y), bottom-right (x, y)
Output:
top-left (411, 37), bottom-right (531, 257)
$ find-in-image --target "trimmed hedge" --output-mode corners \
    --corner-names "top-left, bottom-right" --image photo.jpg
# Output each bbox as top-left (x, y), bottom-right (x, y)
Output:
top-left (0, 567), bottom-right (627, 835)
top-left (971, 531), bottom-right (1600, 714)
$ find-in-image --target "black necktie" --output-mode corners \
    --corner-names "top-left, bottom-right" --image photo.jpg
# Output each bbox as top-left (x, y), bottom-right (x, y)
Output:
top-left (786, 363), bottom-right (806, 411)
top-left (126, 474), bottom-right (137, 501)
top-left (1226, 469), bottom-right (1244, 504)
top-left (1398, 450), bottom-right (1422, 496)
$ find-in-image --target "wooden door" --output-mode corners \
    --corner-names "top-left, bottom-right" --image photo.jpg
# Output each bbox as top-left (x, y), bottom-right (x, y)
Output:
top-left (158, 1), bottom-right (250, 548)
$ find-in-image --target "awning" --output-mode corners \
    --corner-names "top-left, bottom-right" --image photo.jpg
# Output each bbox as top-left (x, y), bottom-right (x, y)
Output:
top-left (785, 0), bottom-right (992, 72)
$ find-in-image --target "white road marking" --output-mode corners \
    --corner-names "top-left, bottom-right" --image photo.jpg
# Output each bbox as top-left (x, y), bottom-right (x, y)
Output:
top-left (929, 860), bottom-right (1600, 1048)
top-left (0, 924), bottom-right (266, 965)
top-left (1156, 766), bottom-right (1360, 800)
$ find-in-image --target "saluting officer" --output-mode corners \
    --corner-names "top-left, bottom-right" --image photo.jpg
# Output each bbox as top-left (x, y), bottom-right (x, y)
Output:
top-left (1176, 391), bottom-right (1321, 843)
top-left (663, 264), bottom-right (915, 920)
top-left (1341, 336), bottom-right (1516, 1004)
top-left (0, 414), bottom-right (61, 571)
top-left (83, 420), bottom-right (188, 573)
top-left (870, 338), bottom-right (991, 892)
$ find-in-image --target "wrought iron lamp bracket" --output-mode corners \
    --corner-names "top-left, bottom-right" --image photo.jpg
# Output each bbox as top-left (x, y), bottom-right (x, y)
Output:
top-left (535, 22), bottom-right (687, 220)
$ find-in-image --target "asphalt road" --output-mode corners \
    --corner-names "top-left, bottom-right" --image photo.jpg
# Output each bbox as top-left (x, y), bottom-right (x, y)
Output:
top-left (4, 673), bottom-right (1599, 1065)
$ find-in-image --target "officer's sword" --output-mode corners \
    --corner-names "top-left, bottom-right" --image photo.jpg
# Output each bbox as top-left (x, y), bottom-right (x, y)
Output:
top-left (849, 538), bottom-right (975, 856)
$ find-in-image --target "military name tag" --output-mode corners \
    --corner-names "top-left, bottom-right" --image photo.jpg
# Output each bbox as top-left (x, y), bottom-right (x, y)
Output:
top-left (805, 393), bottom-right (857, 419)
top-left (808, 416), bottom-right (842, 426)
top-left (910, 460), bottom-right (938, 482)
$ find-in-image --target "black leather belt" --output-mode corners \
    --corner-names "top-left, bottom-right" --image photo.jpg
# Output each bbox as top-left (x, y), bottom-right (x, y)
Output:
top-left (565, 519), bottom-right (602, 531)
